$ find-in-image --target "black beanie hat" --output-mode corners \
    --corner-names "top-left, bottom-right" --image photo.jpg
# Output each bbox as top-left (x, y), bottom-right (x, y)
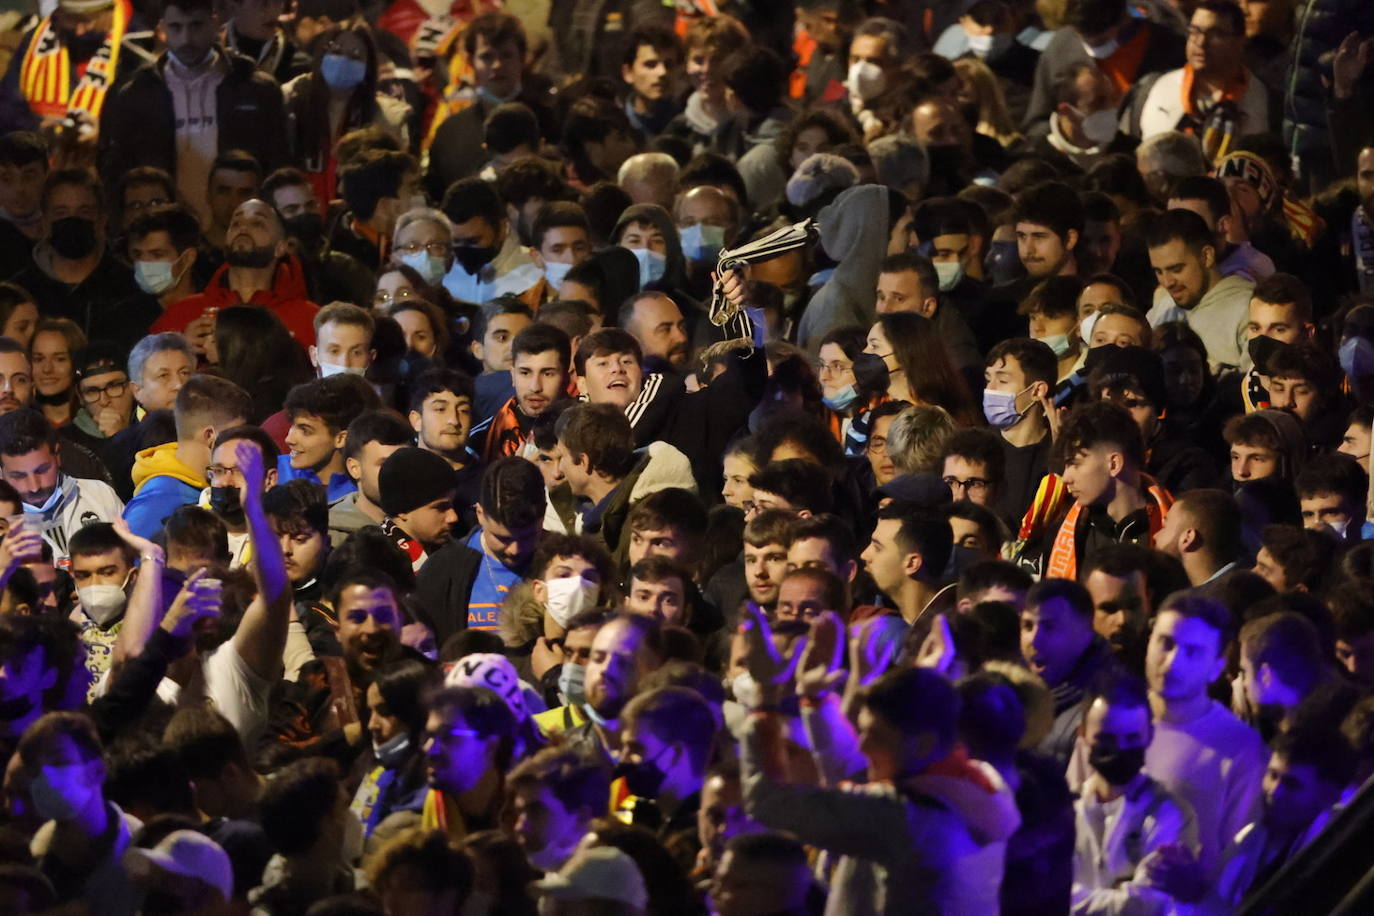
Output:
top-left (378, 447), bottom-right (456, 517)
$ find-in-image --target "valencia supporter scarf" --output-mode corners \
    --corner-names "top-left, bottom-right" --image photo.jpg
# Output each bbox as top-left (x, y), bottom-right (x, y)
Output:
top-left (19, 0), bottom-right (130, 122)
top-left (1176, 65), bottom-right (1248, 163)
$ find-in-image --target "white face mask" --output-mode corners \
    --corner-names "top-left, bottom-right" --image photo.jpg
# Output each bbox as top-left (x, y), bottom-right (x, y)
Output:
top-left (933, 259), bottom-right (964, 291)
top-left (134, 259), bottom-right (185, 295)
top-left (319, 361), bottom-right (367, 378)
top-left (1080, 311), bottom-right (1101, 345)
top-left (398, 249), bottom-right (447, 286)
top-left (1076, 107), bottom-right (1119, 146)
top-left (543, 259), bottom-right (574, 288)
top-left (845, 60), bottom-right (886, 102)
top-left (729, 671), bottom-right (762, 709)
top-left (78, 573), bottom-right (130, 626)
top-left (967, 33), bottom-right (995, 55)
top-left (544, 576), bottom-right (599, 628)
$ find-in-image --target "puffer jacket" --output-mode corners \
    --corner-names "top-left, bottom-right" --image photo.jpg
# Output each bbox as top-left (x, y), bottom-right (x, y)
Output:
top-left (1282, 0), bottom-right (1374, 181)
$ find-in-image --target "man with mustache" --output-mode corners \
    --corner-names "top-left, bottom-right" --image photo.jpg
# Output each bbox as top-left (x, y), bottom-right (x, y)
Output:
top-left (621, 292), bottom-right (691, 375)
top-left (150, 198), bottom-right (319, 353)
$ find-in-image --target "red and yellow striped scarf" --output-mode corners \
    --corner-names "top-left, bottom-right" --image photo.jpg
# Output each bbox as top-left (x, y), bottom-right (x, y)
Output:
top-left (19, 0), bottom-right (130, 122)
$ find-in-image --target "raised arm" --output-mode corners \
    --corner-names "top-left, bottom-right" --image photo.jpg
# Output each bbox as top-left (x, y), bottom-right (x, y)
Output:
top-left (110, 518), bottom-right (166, 669)
top-left (230, 440), bottom-right (292, 681)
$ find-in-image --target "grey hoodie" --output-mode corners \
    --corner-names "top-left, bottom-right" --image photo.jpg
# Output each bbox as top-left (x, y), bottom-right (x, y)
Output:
top-left (797, 185), bottom-right (891, 351)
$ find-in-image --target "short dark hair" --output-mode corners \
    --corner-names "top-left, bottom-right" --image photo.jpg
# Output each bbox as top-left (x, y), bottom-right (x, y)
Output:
top-left (41, 167), bottom-right (100, 212)
top-left (743, 507), bottom-right (796, 550)
top-left (942, 428), bottom-right (1006, 480)
top-left (557, 403), bottom-right (636, 478)
top-left (1251, 273), bottom-right (1313, 324)
top-left (507, 747), bottom-right (611, 818)
top-left (462, 10), bottom-right (527, 58)
top-left (212, 423), bottom-right (281, 466)
top-left (1169, 175), bottom-right (1231, 228)
top-left (1064, 0), bottom-right (1128, 36)
top-left (407, 368), bottom-right (475, 415)
top-left (623, 686), bottom-right (717, 768)
top-left (864, 667), bottom-right (960, 750)
top-left (259, 757), bottom-right (341, 856)
top-left (125, 204), bottom-right (202, 254)
top-left (510, 322), bottom-right (571, 372)
top-left (679, 152), bottom-right (749, 210)
top-left (880, 251), bottom-right (938, 302)
top-left (1012, 181), bottom-right (1084, 241)
top-left (986, 338), bottom-right (1058, 389)
top-left (622, 24), bottom-right (681, 69)
top-left (209, 148), bottom-right (261, 183)
top-left (786, 513), bottom-right (857, 566)
top-left (1240, 612), bottom-right (1326, 695)
top-left (479, 456), bottom-right (546, 529)
top-left (876, 504), bottom-right (953, 581)
top-left (175, 374), bottom-right (253, 437)
top-left (0, 408), bottom-right (55, 457)
top-left (1260, 524), bottom-right (1339, 593)
top-left (1020, 275), bottom-right (1084, 320)
top-left (427, 685), bottom-right (518, 769)
top-left (442, 174), bottom-right (508, 227)
top-left (1084, 668), bottom-right (1151, 712)
top-left (494, 156), bottom-right (571, 209)
top-left (957, 559), bottom-right (1032, 601)
top-left (1026, 577), bottom-right (1093, 619)
top-left (343, 409), bottom-right (413, 464)
top-left (1264, 341), bottom-right (1340, 396)
top-left (264, 479), bottom-right (330, 537)
top-left (626, 488), bottom-right (709, 540)
top-left (284, 374), bottom-right (380, 435)
top-left (483, 102), bottom-right (540, 156)
top-left (340, 149), bottom-right (415, 220)
top-left (17, 711), bottom-right (101, 769)
top-left (1080, 190), bottom-right (1121, 225)
top-left (1056, 401), bottom-right (1145, 469)
top-left (574, 328), bottom-right (641, 377)
top-left (749, 460), bottom-right (834, 515)
top-left (718, 45), bottom-right (787, 115)
top-left (471, 296), bottom-right (532, 342)
top-left (1296, 453), bottom-right (1366, 506)
top-left (1173, 488), bottom-right (1244, 564)
top-left (1143, 207), bottom-right (1216, 256)
top-left (260, 166), bottom-right (313, 204)
top-left (0, 131), bottom-right (46, 169)
top-left (561, 96), bottom-right (634, 166)
top-left (164, 707), bottom-right (252, 778)
top-left (1157, 591), bottom-right (1233, 648)
top-left (531, 201), bottom-right (590, 251)
top-left (69, 522), bottom-right (135, 564)
top-left (164, 505), bottom-right (230, 564)
top-left (1195, 0), bottom-right (1245, 36)
top-left (530, 532), bottom-right (616, 584)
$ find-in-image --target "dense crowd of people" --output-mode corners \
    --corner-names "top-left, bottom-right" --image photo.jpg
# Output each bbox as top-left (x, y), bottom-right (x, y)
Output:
top-left (0, 0), bottom-right (1372, 911)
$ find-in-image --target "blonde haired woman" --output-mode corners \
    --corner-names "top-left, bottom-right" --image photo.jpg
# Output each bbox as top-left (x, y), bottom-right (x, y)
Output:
top-left (953, 57), bottom-right (1022, 149)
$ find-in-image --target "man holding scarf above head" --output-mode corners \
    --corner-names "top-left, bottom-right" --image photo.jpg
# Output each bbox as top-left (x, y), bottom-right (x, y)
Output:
top-left (0, 0), bottom-right (151, 142)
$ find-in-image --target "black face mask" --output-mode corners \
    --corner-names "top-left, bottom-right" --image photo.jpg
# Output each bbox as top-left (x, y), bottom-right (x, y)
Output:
top-left (1247, 334), bottom-right (1290, 371)
top-left (852, 352), bottom-right (892, 397)
top-left (1088, 744), bottom-right (1146, 786)
top-left (453, 244), bottom-right (498, 276)
top-left (49, 216), bottom-right (98, 260)
top-left (209, 485), bottom-right (244, 524)
top-left (612, 754), bottom-right (667, 800)
top-left (284, 213), bottom-right (326, 251)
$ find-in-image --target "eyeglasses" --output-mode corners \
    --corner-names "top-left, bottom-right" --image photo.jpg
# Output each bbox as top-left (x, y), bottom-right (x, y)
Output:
top-left (817, 360), bottom-right (853, 377)
top-left (867, 436), bottom-right (887, 455)
top-left (396, 241), bottom-right (450, 258)
top-left (943, 476), bottom-right (990, 495)
top-left (205, 464), bottom-right (242, 481)
top-left (79, 379), bottom-right (128, 402)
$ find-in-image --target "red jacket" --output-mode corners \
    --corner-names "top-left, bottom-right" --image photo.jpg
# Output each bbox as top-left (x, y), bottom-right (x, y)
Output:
top-left (153, 256), bottom-right (319, 344)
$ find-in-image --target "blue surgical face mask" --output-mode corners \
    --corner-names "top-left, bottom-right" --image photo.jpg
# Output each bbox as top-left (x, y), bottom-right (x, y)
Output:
top-left (631, 247), bottom-right (666, 289)
top-left (557, 662), bottom-right (586, 706)
top-left (983, 384), bottom-right (1032, 428)
top-left (134, 259), bottom-right (179, 295)
top-left (1036, 332), bottom-right (1073, 358)
top-left (543, 259), bottom-right (574, 288)
top-left (823, 383), bottom-right (859, 412)
top-left (1340, 336), bottom-right (1374, 381)
top-left (933, 259), bottom-right (964, 292)
top-left (679, 223), bottom-right (725, 263)
top-left (398, 249), bottom-right (446, 286)
top-left (320, 53), bottom-right (367, 92)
